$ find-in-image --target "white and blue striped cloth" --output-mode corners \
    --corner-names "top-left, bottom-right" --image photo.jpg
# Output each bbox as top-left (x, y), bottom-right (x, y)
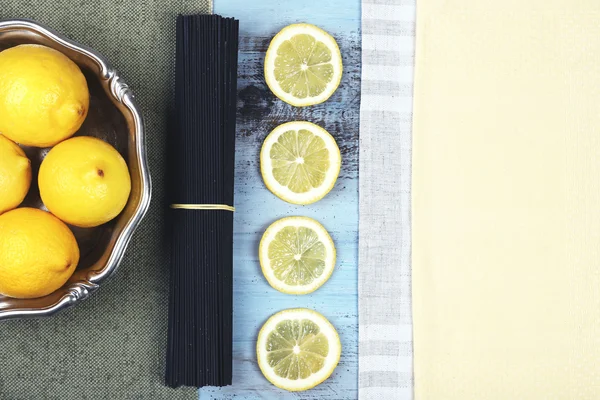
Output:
top-left (359, 0), bottom-right (415, 399)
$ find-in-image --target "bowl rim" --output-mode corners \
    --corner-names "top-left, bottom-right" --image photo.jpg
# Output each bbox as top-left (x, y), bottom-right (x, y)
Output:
top-left (0, 19), bottom-right (152, 320)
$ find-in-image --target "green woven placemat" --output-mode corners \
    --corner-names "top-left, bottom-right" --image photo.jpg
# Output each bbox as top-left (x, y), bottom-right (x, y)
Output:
top-left (0, 1), bottom-right (211, 399)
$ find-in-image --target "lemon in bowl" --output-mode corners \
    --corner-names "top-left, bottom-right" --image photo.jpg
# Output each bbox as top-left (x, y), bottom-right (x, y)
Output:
top-left (0, 44), bottom-right (89, 147)
top-left (39, 136), bottom-right (131, 228)
top-left (0, 208), bottom-right (79, 299)
top-left (0, 135), bottom-right (31, 214)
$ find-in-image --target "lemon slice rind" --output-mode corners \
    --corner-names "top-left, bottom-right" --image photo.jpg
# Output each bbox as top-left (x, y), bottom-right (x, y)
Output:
top-left (260, 121), bottom-right (341, 205)
top-left (256, 308), bottom-right (342, 392)
top-left (264, 23), bottom-right (343, 107)
top-left (259, 216), bottom-right (336, 295)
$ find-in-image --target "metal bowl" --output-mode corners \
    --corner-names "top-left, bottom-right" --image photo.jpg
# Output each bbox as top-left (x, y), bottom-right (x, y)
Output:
top-left (0, 20), bottom-right (152, 320)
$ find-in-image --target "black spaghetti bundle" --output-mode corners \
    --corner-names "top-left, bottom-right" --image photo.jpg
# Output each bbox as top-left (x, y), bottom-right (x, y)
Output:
top-left (165, 14), bottom-right (239, 388)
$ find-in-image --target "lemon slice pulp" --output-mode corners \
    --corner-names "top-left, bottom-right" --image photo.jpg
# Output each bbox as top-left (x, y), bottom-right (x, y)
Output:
top-left (260, 121), bottom-right (341, 205)
top-left (265, 23), bottom-right (343, 107)
top-left (260, 216), bottom-right (336, 295)
top-left (257, 308), bottom-right (341, 392)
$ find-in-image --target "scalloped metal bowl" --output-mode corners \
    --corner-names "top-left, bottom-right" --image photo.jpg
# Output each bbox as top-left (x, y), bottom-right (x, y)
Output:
top-left (0, 20), bottom-right (151, 320)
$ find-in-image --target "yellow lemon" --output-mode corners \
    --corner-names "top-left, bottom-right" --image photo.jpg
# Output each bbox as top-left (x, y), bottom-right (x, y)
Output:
top-left (259, 216), bottom-right (336, 295)
top-left (260, 121), bottom-right (341, 205)
top-left (39, 136), bottom-right (131, 228)
top-left (0, 135), bottom-right (31, 214)
top-left (0, 208), bottom-right (80, 299)
top-left (265, 23), bottom-right (343, 107)
top-left (257, 308), bottom-right (341, 391)
top-left (0, 44), bottom-right (89, 147)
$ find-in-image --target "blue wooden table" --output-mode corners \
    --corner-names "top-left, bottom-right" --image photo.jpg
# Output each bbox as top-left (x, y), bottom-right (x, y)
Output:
top-left (201, 1), bottom-right (360, 399)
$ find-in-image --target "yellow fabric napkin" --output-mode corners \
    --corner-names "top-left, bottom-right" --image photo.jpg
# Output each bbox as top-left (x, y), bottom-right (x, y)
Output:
top-left (413, 0), bottom-right (600, 398)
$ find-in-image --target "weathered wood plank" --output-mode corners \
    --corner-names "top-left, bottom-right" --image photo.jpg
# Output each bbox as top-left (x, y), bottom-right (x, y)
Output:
top-left (201, 1), bottom-right (360, 398)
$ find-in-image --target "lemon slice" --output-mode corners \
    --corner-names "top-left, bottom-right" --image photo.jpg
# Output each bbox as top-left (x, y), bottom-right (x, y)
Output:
top-left (257, 308), bottom-right (341, 391)
top-left (261, 121), bottom-right (341, 205)
top-left (260, 216), bottom-right (336, 295)
top-left (264, 23), bottom-right (343, 107)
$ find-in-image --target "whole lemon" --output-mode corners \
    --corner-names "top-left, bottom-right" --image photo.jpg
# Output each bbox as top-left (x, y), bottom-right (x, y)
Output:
top-left (39, 136), bottom-right (131, 228)
top-left (0, 44), bottom-right (89, 147)
top-left (0, 135), bottom-right (31, 214)
top-left (0, 208), bottom-right (80, 299)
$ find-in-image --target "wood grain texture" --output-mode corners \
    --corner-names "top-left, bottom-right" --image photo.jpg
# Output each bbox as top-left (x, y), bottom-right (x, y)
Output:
top-left (200, 1), bottom-right (360, 399)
